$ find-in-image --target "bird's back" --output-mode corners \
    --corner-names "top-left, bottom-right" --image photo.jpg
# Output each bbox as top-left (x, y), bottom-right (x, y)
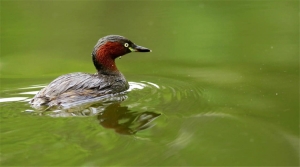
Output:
top-left (30, 72), bottom-right (129, 110)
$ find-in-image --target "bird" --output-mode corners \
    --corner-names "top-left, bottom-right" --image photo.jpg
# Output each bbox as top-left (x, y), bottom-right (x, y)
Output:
top-left (30, 35), bottom-right (151, 110)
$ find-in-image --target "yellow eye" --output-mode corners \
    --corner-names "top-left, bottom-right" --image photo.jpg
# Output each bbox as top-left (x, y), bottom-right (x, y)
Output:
top-left (124, 43), bottom-right (129, 47)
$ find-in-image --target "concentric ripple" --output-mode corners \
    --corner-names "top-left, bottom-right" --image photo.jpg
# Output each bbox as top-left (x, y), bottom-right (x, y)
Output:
top-left (0, 77), bottom-right (206, 134)
top-left (1, 77), bottom-right (205, 116)
top-left (123, 77), bottom-right (205, 115)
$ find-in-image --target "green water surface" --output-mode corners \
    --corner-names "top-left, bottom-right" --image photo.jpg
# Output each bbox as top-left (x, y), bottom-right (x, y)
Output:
top-left (0, 1), bottom-right (299, 166)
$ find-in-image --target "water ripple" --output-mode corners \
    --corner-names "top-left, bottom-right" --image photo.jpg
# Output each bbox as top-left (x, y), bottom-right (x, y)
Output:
top-left (1, 77), bottom-right (205, 117)
top-left (1, 77), bottom-right (206, 135)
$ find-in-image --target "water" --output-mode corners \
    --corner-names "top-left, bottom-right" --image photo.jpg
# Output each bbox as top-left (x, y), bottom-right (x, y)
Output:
top-left (1, 1), bottom-right (298, 166)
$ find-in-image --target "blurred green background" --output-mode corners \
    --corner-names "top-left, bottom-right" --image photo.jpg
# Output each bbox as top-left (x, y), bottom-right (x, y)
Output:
top-left (0, 0), bottom-right (299, 166)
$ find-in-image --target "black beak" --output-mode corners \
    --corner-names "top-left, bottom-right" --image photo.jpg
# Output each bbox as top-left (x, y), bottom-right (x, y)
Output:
top-left (131, 44), bottom-right (151, 52)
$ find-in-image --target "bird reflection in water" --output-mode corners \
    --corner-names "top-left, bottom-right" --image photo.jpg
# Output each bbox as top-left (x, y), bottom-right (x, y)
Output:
top-left (34, 98), bottom-right (160, 135)
top-left (97, 103), bottom-right (161, 135)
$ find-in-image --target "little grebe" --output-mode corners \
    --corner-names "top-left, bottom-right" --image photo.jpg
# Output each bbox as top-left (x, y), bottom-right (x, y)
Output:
top-left (30, 35), bottom-right (151, 110)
